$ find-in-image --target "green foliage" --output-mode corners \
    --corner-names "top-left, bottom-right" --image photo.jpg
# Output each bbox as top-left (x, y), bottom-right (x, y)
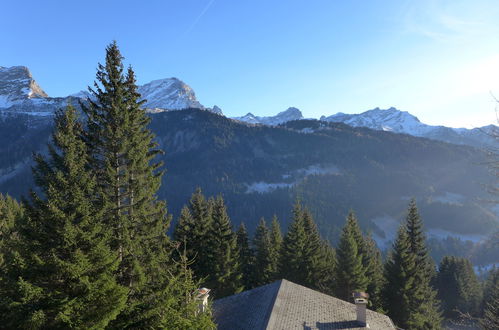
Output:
top-left (81, 42), bottom-right (194, 328)
top-left (335, 211), bottom-right (368, 301)
top-left (364, 233), bottom-right (385, 312)
top-left (205, 196), bottom-right (243, 298)
top-left (481, 268), bottom-right (499, 330)
top-left (0, 106), bottom-right (128, 328)
top-left (436, 256), bottom-right (482, 318)
top-left (236, 222), bottom-right (256, 289)
top-left (174, 191), bottom-right (242, 298)
top-left (279, 201), bottom-right (335, 292)
top-left (383, 199), bottom-right (442, 330)
top-left (253, 217), bottom-right (282, 286)
top-left (174, 188), bottom-right (213, 279)
top-left (279, 202), bottom-right (309, 285)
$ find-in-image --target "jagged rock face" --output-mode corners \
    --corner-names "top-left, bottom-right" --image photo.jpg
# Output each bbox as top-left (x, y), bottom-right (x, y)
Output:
top-left (322, 107), bottom-right (497, 149)
top-left (138, 78), bottom-right (203, 110)
top-left (0, 66), bottom-right (48, 107)
top-left (233, 107), bottom-right (304, 126)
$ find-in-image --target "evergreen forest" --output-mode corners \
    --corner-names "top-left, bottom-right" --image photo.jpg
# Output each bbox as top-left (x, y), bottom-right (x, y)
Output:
top-left (0, 43), bottom-right (498, 330)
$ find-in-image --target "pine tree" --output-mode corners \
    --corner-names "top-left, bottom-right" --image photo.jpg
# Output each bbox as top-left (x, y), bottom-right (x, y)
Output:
top-left (302, 208), bottom-right (335, 291)
top-left (279, 202), bottom-right (308, 284)
top-left (335, 211), bottom-right (368, 301)
top-left (436, 256), bottom-right (482, 318)
top-left (364, 233), bottom-right (385, 312)
top-left (0, 194), bottom-right (24, 317)
top-left (383, 227), bottom-right (415, 328)
top-left (481, 277), bottom-right (499, 330)
top-left (173, 188), bottom-right (213, 280)
top-left (383, 199), bottom-right (442, 329)
top-left (0, 194), bottom-right (22, 272)
top-left (268, 215), bottom-right (282, 281)
top-left (236, 222), bottom-right (256, 289)
top-left (204, 195), bottom-right (243, 298)
top-left (82, 42), bottom-right (174, 328)
top-left (253, 217), bottom-right (274, 286)
top-left (0, 106), bottom-right (128, 328)
top-left (164, 246), bottom-right (215, 329)
top-left (404, 200), bottom-right (442, 330)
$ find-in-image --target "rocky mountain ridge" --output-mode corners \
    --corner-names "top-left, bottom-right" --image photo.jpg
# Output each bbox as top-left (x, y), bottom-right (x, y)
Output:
top-left (0, 66), bottom-right (221, 115)
top-left (0, 65), bottom-right (495, 148)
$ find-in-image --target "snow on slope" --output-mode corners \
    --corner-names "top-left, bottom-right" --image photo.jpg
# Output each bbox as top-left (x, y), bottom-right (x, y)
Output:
top-left (232, 107), bottom-right (303, 126)
top-left (0, 66), bottom-right (48, 108)
top-left (0, 66), bottom-right (222, 116)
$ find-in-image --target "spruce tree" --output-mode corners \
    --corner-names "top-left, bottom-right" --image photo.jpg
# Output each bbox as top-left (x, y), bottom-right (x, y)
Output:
top-left (302, 208), bottom-right (335, 291)
top-left (204, 195), bottom-right (242, 298)
top-left (253, 217), bottom-right (274, 286)
top-left (82, 42), bottom-right (174, 328)
top-left (404, 200), bottom-right (442, 330)
top-left (436, 256), bottom-right (482, 318)
top-left (0, 194), bottom-right (22, 272)
top-left (279, 202), bottom-right (308, 284)
top-left (0, 194), bottom-right (24, 317)
top-left (0, 107), bottom-right (127, 328)
top-left (335, 211), bottom-right (368, 301)
top-left (481, 268), bottom-right (499, 330)
top-left (383, 199), bottom-right (442, 329)
top-left (173, 188), bottom-right (213, 279)
top-left (268, 215), bottom-right (283, 281)
top-left (363, 233), bottom-right (385, 312)
top-left (383, 227), bottom-right (415, 328)
top-left (236, 222), bottom-right (256, 289)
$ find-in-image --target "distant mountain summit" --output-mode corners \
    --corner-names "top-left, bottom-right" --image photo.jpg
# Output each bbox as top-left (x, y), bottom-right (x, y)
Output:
top-left (138, 77), bottom-right (203, 111)
top-left (232, 107), bottom-right (303, 126)
top-left (0, 66), bottom-right (48, 107)
top-left (321, 107), bottom-right (497, 149)
top-left (0, 66), bottom-right (221, 115)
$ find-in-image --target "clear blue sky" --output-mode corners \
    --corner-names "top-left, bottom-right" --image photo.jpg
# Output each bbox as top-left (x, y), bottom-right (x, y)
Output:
top-left (2, 0), bottom-right (499, 128)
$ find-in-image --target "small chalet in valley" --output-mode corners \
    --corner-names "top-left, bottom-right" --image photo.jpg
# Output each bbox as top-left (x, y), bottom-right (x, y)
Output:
top-left (212, 279), bottom-right (396, 330)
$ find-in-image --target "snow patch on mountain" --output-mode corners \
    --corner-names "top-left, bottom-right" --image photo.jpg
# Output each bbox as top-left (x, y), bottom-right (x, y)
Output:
top-left (138, 78), bottom-right (203, 110)
top-left (322, 107), bottom-right (497, 149)
top-left (0, 66), bottom-right (48, 109)
top-left (232, 107), bottom-right (303, 126)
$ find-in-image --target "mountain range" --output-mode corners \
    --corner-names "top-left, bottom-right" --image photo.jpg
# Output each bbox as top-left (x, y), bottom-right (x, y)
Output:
top-left (0, 65), bottom-right (497, 265)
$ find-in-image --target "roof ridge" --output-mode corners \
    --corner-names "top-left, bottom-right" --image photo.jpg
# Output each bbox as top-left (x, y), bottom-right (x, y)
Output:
top-left (265, 279), bottom-right (286, 329)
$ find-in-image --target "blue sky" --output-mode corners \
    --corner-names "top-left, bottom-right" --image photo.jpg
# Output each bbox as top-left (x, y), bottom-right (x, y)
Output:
top-left (2, 0), bottom-right (499, 127)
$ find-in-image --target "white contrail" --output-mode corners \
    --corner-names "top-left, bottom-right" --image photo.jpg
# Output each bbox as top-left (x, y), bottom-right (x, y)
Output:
top-left (183, 0), bottom-right (216, 36)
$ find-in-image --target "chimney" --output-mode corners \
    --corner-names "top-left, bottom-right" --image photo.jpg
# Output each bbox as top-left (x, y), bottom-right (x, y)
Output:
top-left (195, 288), bottom-right (210, 314)
top-left (352, 292), bottom-right (369, 328)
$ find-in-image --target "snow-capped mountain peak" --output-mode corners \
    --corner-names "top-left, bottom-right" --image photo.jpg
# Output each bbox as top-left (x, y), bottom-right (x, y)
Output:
top-left (0, 66), bottom-right (48, 108)
top-left (232, 107), bottom-right (303, 125)
top-left (323, 107), bottom-right (431, 136)
top-left (138, 77), bottom-right (204, 110)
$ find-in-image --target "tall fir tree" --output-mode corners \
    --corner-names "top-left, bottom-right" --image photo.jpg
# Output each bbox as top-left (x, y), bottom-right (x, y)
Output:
top-left (253, 217), bottom-right (275, 286)
top-left (383, 227), bottom-right (416, 328)
top-left (383, 199), bottom-right (442, 329)
top-left (302, 208), bottom-right (335, 291)
top-left (364, 233), bottom-right (385, 312)
top-left (173, 188), bottom-right (213, 280)
top-left (236, 222), bottom-right (256, 290)
top-left (0, 194), bottom-right (22, 273)
top-left (204, 195), bottom-right (243, 298)
top-left (436, 256), bottom-right (482, 318)
top-left (268, 215), bottom-right (283, 281)
top-left (335, 211), bottom-right (368, 301)
top-left (480, 268), bottom-right (499, 330)
top-left (0, 107), bottom-right (128, 328)
top-left (81, 42), bottom-right (176, 328)
top-left (279, 201), bottom-right (308, 284)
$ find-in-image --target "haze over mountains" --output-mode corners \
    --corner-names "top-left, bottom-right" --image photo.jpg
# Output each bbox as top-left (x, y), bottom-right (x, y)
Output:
top-left (0, 65), bottom-right (497, 265)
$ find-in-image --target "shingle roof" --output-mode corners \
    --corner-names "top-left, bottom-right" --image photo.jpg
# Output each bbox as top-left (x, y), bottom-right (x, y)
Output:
top-left (213, 279), bottom-right (396, 330)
